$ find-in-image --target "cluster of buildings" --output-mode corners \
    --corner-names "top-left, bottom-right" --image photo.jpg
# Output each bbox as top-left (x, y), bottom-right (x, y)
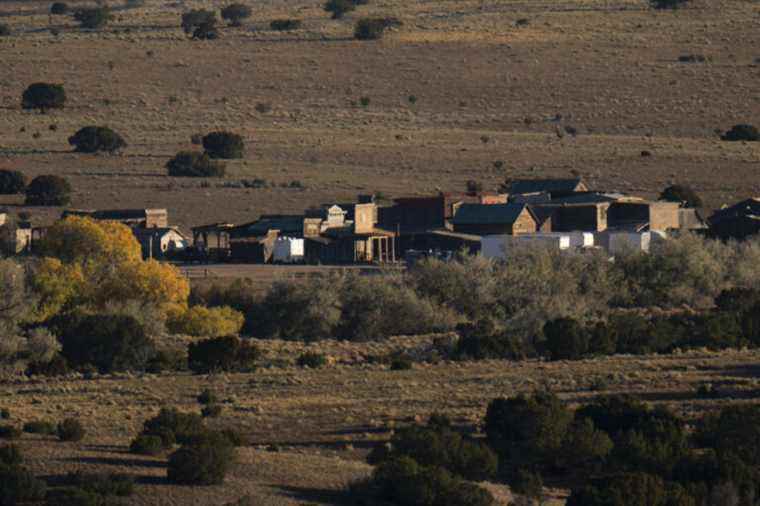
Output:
top-left (1, 178), bottom-right (759, 263)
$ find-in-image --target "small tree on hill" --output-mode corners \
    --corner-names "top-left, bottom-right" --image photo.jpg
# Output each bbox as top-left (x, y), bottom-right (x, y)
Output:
top-left (166, 151), bottom-right (226, 177)
top-left (25, 175), bottom-right (71, 206)
top-left (73, 7), bottom-right (112, 29)
top-left (68, 126), bottom-right (127, 154)
top-left (181, 9), bottom-right (219, 39)
top-left (0, 171), bottom-right (26, 195)
top-left (324, 0), bottom-right (355, 19)
top-left (202, 131), bottom-right (244, 159)
top-left (22, 83), bottom-right (66, 113)
top-left (220, 3), bottom-right (251, 26)
top-left (659, 184), bottom-right (702, 208)
top-left (354, 17), bottom-right (389, 40)
top-left (50, 2), bottom-right (69, 14)
top-left (721, 124), bottom-right (760, 142)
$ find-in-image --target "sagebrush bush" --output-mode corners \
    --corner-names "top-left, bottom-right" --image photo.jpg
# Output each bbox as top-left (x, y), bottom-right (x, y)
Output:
top-left (22, 82), bottom-right (65, 113)
top-left (197, 389), bottom-right (218, 405)
top-left (167, 431), bottom-right (236, 485)
top-left (354, 18), bottom-right (388, 40)
top-left (270, 19), bottom-right (302, 30)
top-left (187, 335), bottom-right (260, 373)
top-left (201, 404), bottom-right (223, 418)
top-left (0, 425), bottom-right (21, 440)
top-left (57, 418), bottom-right (85, 442)
top-left (50, 2), bottom-right (68, 14)
top-left (129, 434), bottom-right (164, 455)
top-left (721, 124), bottom-right (759, 142)
top-left (181, 9), bottom-right (218, 39)
top-left (73, 6), bottom-right (112, 28)
top-left (167, 151), bottom-right (226, 177)
top-left (0, 25), bottom-right (9, 37)
top-left (324, 0), bottom-right (354, 19)
top-left (220, 3), bottom-right (251, 26)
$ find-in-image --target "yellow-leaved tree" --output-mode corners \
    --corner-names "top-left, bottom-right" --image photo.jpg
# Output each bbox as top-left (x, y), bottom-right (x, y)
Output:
top-left (32, 217), bottom-right (190, 319)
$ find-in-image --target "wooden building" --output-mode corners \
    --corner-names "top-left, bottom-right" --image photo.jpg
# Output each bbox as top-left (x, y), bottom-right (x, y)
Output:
top-left (62, 208), bottom-right (168, 229)
top-left (451, 203), bottom-right (540, 235)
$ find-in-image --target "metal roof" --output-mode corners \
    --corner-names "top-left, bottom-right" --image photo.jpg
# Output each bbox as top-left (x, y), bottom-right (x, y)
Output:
top-left (452, 203), bottom-right (530, 225)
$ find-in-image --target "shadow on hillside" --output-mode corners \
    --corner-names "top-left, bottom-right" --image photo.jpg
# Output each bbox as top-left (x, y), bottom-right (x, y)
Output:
top-left (277, 485), bottom-right (354, 505)
top-left (262, 439), bottom-right (377, 451)
top-left (716, 364), bottom-right (760, 378)
top-left (62, 456), bottom-right (166, 469)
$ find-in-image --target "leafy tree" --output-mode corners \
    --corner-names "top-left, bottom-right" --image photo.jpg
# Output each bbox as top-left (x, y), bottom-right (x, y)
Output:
top-left (68, 126), bottom-right (127, 154)
top-left (21, 83), bottom-right (66, 113)
top-left (567, 473), bottom-right (669, 506)
top-left (73, 7), bottom-right (112, 29)
top-left (50, 2), bottom-right (69, 14)
top-left (721, 124), bottom-right (759, 142)
top-left (167, 305), bottom-right (244, 337)
top-left (220, 3), bottom-right (251, 26)
top-left (659, 184), bottom-right (702, 208)
top-left (324, 0), bottom-right (354, 19)
top-left (181, 9), bottom-right (219, 39)
top-left (0, 170), bottom-right (25, 195)
top-left (166, 151), bottom-right (226, 177)
top-left (142, 407), bottom-right (205, 445)
top-left (57, 418), bottom-right (85, 441)
top-left (56, 313), bottom-right (156, 372)
top-left (38, 216), bottom-right (142, 264)
top-left (485, 391), bottom-right (572, 470)
top-left (202, 131), bottom-right (244, 159)
top-left (24, 175), bottom-right (71, 205)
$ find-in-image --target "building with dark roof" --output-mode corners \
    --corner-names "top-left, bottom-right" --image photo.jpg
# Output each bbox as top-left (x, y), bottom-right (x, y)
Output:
top-left (451, 203), bottom-right (540, 235)
top-left (506, 178), bottom-right (587, 198)
top-left (708, 198), bottom-right (760, 240)
top-left (62, 209), bottom-right (168, 229)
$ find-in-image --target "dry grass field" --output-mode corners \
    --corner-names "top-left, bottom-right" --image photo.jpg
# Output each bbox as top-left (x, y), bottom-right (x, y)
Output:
top-left (1, 0), bottom-right (759, 232)
top-left (4, 338), bottom-right (760, 505)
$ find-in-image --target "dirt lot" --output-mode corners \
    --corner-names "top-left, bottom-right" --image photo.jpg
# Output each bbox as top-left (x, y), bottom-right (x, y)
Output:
top-left (4, 340), bottom-right (760, 505)
top-left (1, 0), bottom-right (759, 233)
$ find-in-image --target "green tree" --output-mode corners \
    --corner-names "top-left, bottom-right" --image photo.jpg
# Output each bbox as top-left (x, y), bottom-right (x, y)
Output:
top-left (166, 151), bottom-right (226, 177)
top-left (324, 0), bottom-right (354, 19)
top-left (181, 9), bottom-right (218, 39)
top-left (0, 170), bottom-right (25, 195)
top-left (202, 131), bottom-right (244, 159)
top-left (21, 83), bottom-right (66, 113)
top-left (659, 184), bottom-right (702, 208)
top-left (24, 175), bottom-right (71, 206)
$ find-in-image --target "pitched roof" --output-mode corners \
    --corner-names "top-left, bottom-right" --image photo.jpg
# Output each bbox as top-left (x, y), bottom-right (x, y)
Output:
top-left (548, 192), bottom-right (629, 205)
top-left (507, 178), bottom-right (585, 195)
top-left (709, 198), bottom-right (760, 225)
top-left (452, 203), bottom-right (532, 225)
top-left (132, 227), bottom-right (186, 240)
top-left (231, 215), bottom-right (304, 238)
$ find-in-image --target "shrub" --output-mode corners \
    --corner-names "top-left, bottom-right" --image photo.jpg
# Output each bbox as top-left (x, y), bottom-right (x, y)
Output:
top-left (0, 465), bottom-right (47, 504)
top-left (201, 404), bottom-right (223, 418)
top-left (22, 420), bottom-right (56, 435)
top-left (715, 288), bottom-right (760, 313)
top-left (57, 313), bottom-right (156, 373)
top-left (21, 83), bottom-right (66, 113)
top-left (454, 320), bottom-right (527, 360)
top-left (50, 2), bottom-right (68, 14)
top-left (324, 0), bottom-right (354, 19)
top-left (510, 469), bottom-right (544, 500)
top-left (73, 7), bottom-right (112, 29)
top-left (567, 473), bottom-right (669, 506)
top-left (721, 124), bottom-right (760, 142)
top-left (142, 408), bottom-right (205, 446)
top-left (167, 431), bottom-right (236, 485)
top-left (0, 25), bottom-right (11, 37)
top-left (659, 184), bottom-right (703, 208)
top-left (57, 418), bottom-right (85, 442)
top-left (168, 305), bottom-right (244, 337)
top-left (0, 410), bottom-right (8, 420)
top-left (542, 318), bottom-right (590, 361)
top-left (0, 170), bottom-right (25, 195)
top-left (0, 426), bottom-right (21, 440)
top-left (129, 434), bottom-right (164, 455)
top-left (697, 404), bottom-right (760, 466)
top-left (181, 9), bottom-right (219, 39)
top-left (167, 151), bottom-right (226, 177)
top-left (202, 131), bottom-right (244, 159)
top-left (25, 174), bottom-right (71, 206)
top-left (354, 17), bottom-right (389, 40)
top-left (188, 335), bottom-right (260, 373)
top-left (220, 3), bottom-right (251, 26)
top-left (296, 352), bottom-right (327, 368)
top-left (0, 445), bottom-right (22, 467)
top-left (197, 389), bottom-right (218, 405)
top-left (68, 126), bottom-right (127, 154)
top-left (650, 0), bottom-right (689, 9)
top-left (26, 354), bottom-right (70, 377)
top-left (269, 19), bottom-right (302, 30)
